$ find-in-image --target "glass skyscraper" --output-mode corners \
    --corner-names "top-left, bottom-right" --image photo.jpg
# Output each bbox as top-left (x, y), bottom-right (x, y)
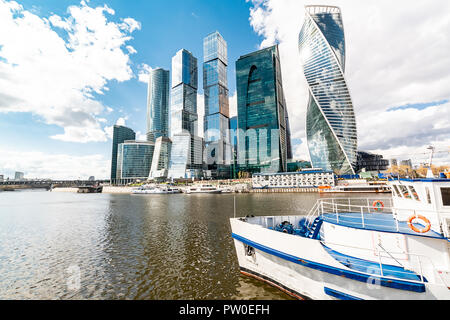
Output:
top-left (116, 141), bottom-right (154, 182)
top-left (149, 136), bottom-right (172, 180)
top-left (168, 49), bottom-right (203, 179)
top-left (298, 5), bottom-right (357, 175)
top-left (235, 45), bottom-right (291, 174)
top-left (147, 68), bottom-right (170, 142)
top-left (203, 31), bottom-right (232, 177)
top-left (110, 125), bottom-right (136, 184)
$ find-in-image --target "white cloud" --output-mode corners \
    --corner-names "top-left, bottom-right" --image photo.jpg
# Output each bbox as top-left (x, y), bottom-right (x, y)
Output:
top-left (0, 148), bottom-right (110, 180)
top-left (247, 0), bottom-right (450, 164)
top-left (138, 63), bottom-right (153, 83)
top-left (229, 91), bottom-right (237, 118)
top-left (197, 93), bottom-right (205, 137)
top-left (0, 0), bottom-right (141, 143)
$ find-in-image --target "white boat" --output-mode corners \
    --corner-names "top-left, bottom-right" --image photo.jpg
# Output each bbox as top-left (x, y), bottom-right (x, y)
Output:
top-left (132, 185), bottom-right (181, 194)
top-left (230, 177), bottom-right (450, 300)
top-left (185, 184), bottom-right (222, 194)
top-left (319, 184), bottom-right (391, 193)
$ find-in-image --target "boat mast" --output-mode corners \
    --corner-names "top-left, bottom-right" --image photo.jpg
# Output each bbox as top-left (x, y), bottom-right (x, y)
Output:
top-left (426, 145), bottom-right (435, 178)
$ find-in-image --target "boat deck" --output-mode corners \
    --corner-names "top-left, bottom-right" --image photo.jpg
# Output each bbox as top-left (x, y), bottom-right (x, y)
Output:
top-left (322, 244), bottom-right (426, 282)
top-left (322, 212), bottom-right (445, 239)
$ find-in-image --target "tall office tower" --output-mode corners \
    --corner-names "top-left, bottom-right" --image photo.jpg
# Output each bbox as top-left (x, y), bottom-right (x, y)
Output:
top-left (236, 45), bottom-right (290, 174)
top-left (229, 116), bottom-right (238, 178)
top-left (146, 68), bottom-right (170, 142)
top-left (203, 31), bottom-right (232, 178)
top-left (298, 5), bottom-right (358, 175)
top-left (110, 125), bottom-right (136, 184)
top-left (168, 49), bottom-right (203, 179)
top-left (149, 136), bottom-right (172, 180)
top-left (116, 140), bottom-right (155, 184)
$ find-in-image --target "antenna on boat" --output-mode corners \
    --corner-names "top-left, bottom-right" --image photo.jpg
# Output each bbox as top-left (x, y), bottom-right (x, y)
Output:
top-left (234, 194), bottom-right (236, 218)
top-left (426, 146), bottom-right (435, 178)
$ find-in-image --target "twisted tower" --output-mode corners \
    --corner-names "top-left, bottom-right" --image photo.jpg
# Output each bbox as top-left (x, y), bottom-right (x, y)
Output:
top-left (299, 5), bottom-right (357, 175)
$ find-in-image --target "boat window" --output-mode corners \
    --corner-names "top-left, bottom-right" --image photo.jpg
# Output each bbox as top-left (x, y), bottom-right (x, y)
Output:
top-left (391, 185), bottom-right (400, 197)
top-left (408, 186), bottom-right (420, 201)
top-left (441, 188), bottom-right (450, 206)
top-left (425, 187), bottom-right (432, 204)
top-left (398, 185), bottom-right (411, 199)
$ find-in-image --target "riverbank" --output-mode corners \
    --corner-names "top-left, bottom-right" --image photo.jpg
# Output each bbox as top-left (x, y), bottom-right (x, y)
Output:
top-left (53, 186), bottom-right (134, 194)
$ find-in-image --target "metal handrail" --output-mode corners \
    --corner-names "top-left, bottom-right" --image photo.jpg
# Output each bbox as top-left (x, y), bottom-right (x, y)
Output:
top-left (307, 199), bottom-right (443, 234)
top-left (320, 240), bottom-right (448, 286)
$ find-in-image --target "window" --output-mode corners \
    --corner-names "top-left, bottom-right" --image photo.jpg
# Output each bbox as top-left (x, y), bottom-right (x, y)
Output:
top-left (408, 186), bottom-right (420, 201)
top-left (391, 185), bottom-right (400, 197)
top-left (398, 185), bottom-right (411, 199)
top-left (425, 187), bottom-right (432, 204)
top-left (441, 188), bottom-right (450, 206)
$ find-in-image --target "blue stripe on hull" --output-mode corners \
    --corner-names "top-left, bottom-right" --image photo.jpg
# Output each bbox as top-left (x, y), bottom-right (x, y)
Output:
top-left (231, 233), bottom-right (426, 293)
top-left (324, 287), bottom-right (363, 300)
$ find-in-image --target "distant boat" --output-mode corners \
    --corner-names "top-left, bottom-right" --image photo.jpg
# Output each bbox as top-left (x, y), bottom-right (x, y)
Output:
top-left (77, 185), bottom-right (103, 193)
top-left (132, 185), bottom-right (181, 194)
top-left (185, 184), bottom-right (222, 194)
top-left (319, 184), bottom-right (391, 193)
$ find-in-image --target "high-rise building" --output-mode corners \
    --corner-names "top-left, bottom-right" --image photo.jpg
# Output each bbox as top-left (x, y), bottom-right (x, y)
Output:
top-left (168, 49), bottom-right (203, 179)
top-left (116, 140), bottom-right (154, 184)
top-left (203, 31), bottom-right (232, 178)
top-left (110, 125), bottom-right (136, 184)
top-left (235, 45), bottom-right (290, 174)
top-left (149, 136), bottom-right (172, 180)
top-left (229, 116), bottom-right (238, 178)
top-left (298, 5), bottom-right (358, 175)
top-left (14, 172), bottom-right (24, 181)
top-left (147, 68), bottom-right (170, 142)
top-left (356, 151), bottom-right (389, 173)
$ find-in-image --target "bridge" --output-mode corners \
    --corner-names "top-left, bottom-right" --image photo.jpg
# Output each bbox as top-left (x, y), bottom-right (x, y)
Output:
top-left (0, 180), bottom-right (110, 191)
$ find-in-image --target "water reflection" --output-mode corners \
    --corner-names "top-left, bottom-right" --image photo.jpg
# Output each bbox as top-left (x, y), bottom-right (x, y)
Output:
top-left (0, 191), bottom-right (389, 300)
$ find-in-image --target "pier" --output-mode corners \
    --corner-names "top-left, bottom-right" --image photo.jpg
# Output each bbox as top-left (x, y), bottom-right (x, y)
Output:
top-left (251, 188), bottom-right (318, 193)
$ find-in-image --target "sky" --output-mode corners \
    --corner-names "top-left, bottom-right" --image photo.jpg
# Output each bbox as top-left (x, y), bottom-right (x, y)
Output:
top-left (0, 0), bottom-right (449, 179)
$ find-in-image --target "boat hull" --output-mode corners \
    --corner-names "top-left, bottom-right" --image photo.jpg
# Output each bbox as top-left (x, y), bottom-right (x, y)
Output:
top-left (230, 218), bottom-right (449, 300)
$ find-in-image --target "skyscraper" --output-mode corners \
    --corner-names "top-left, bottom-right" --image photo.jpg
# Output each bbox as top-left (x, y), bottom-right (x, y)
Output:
top-left (235, 45), bottom-right (290, 174)
top-left (146, 68), bottom-right (170, 142)
top-left (203, 31), bottom-right (232, 178)
top-left (149, 136), bottom-right (172, 180)
top-left (116, 140), bottom-right (155, 184)
top-left (168, 49), bottom-right (203, 179)
top-left (298, 5), bottom-right (358, 175)
top-left (110, 125), bottom-right (136, 184)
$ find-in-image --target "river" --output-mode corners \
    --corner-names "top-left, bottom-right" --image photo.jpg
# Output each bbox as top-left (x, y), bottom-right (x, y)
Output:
top-left (0, 190), bottom-right (390, 300)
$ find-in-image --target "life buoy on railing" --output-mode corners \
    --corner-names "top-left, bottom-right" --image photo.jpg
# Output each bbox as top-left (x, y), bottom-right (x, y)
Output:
top-left (372, 200), bottom-right (384, 212)
top-left (408, 215), bottom-right (431, 233)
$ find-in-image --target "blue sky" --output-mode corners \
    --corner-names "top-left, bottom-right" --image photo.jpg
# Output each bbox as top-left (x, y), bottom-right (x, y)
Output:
top-left (0, 0), bottom-right (449, 179)
top-left (0, 0), bottom-right (266, 178)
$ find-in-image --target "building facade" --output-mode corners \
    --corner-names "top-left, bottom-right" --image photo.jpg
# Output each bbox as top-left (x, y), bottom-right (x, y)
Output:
top-left (110, 125), bottom-right (136, 184)
top-left (203, 31), bottom-right (232, 178)
top-left (356, 151), bottom-right (389, 173)
top-left (236, 45), bottom-right (291, 174)
top-left (168, 49), bottom-right (203, 179)
top-left (14, 172), bottom-right (24, 181)
top-left (116, 141), bottom-right (154, 183)
top-left (149, 136), bottom-right (172, 180)
top-left (146, 68), bottom-right (170, 142)
top-left (252, 169), bottom-right (335, 189)
top-left (298, 5), bottom-right (358, 175)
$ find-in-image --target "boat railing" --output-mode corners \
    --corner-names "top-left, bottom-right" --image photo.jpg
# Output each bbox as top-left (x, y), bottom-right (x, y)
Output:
top-left (320, 240), bottom-right (449, 287)
top-left (305, 198), bottom-right (443, 235)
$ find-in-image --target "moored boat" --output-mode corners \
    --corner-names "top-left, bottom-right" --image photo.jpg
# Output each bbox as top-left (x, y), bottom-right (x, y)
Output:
top-left (185, 184), bottom-right (222, 194)
top-left (230, 177), bottom-right (450, 300)
top-left (132, 185), bottom-right (181, 194)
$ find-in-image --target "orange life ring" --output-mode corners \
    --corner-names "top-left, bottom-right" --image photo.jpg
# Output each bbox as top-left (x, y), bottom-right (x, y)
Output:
top-left (372, 200), bottom-right (384, 212)
top-left (407, 215), bottom-right (431, 233)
